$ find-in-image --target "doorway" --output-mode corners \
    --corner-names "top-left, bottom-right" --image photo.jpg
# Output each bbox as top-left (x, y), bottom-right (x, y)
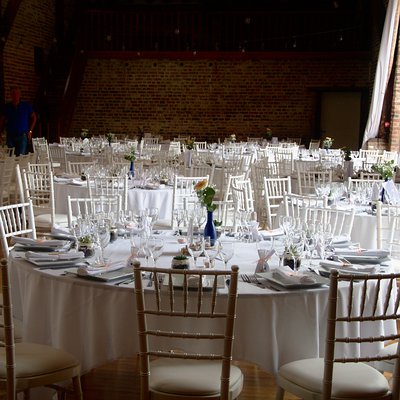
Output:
top-left (317, 90), bottom-right (367, 150)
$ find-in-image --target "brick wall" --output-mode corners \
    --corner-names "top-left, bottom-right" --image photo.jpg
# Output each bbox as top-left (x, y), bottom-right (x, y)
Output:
top-left (3, 0), bottom-right (55, 104)
top-left (71, 56), bottom-right (371, 143)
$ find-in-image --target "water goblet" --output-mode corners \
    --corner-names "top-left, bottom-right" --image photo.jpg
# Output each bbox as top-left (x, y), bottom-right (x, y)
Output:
top-left (145, 207), bottom-right (159, 232)
top-left (147, 237), bottom-right (164, 267)
top-left (219, 241), bottom-right (234, 270)
top-left (94, 219), bottom-right (110, 265)
top-left (119, 210), bottom-right (134, 239)
top-left (204, 237), bottom-right (220, 268)
top-left (188, 236), bottom-right (205, 268)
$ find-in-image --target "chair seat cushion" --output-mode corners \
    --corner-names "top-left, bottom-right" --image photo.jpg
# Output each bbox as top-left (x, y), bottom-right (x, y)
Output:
top-left (278, 358), bottom-right (390, 398)
top-left (375, 342), bottom-right (398, 372)
top-left (150, 358), bottom-right (243, 398)
top-left (0, 343), bottom-right (80, 379)
top-left (35, 213), bottom-right (69, 228)
top-left (378, 342), bottom-right (398, 358)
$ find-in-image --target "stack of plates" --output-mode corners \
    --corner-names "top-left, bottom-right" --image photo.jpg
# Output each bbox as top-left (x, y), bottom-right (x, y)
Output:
top-left (12, 236), bottom-right (72, 252)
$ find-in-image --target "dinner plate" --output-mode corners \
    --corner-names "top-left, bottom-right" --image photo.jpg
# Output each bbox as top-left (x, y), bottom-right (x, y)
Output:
top-left (257, 270), bottom-right (329, 289)
top-left (319, 260), bottom-right (378, 274)
top-left (28, 259), bottom-right (86, 267)
top-left (70, 266), bottom-right (134, 282)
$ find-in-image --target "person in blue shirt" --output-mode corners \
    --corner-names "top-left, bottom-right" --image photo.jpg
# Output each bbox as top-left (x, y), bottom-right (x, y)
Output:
top-left (0, 86), bottom-right (37, 156)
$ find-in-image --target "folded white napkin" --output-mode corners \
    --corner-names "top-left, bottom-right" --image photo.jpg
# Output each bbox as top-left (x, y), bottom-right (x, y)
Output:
top-left (26, 251), bottom-right (84, 260)
top-left (260, 228), bottom-right (284, 238)
top-left (272, 269), bottom-right (317, 285)
top-left (51, 224), bottom-right (72, 235)
top-left (334, 249), bottom-right (390, 258)
top-left (71, 179), bottom-right (86, 186)
top-left (11, 236), bottom-right (65, 247)
top-left (54, 176), bottom-right (73, 184)
top-left (320, 260), bottom-right (378, 273)
top-left (332, 235), bottom-right (351, 245)
top-left (77, 261), bottom-right (125, 276)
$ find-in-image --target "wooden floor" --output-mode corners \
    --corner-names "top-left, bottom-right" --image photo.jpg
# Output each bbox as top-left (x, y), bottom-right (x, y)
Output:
top-left (67, 357), bottom-right (299, 399)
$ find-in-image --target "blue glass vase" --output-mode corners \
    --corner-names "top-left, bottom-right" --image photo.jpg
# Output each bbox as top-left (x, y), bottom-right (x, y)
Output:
top-left (203, 210), bottom-right (217, 245)
top-left (129, 161), bottom-right (135, 179)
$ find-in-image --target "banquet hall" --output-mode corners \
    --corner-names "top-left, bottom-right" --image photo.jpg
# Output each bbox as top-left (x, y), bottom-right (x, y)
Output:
top-left (1, 0), bottom-right (400, 399)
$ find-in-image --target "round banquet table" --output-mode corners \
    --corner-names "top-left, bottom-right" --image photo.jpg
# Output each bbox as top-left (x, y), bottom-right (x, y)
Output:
top-left (54, 181), bottom-right (173, 222)
top-left (9, 233), bottom-right (396, 385)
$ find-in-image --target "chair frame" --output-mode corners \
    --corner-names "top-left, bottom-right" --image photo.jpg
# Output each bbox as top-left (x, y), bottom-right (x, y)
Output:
top-left (0, 258), bottom-right (83, 399)
top-left (276, 270), bottom-right (400, 400)
top-left (67, 195), bottom-right (122, 228)
top-left (0, 201), bottom-right (36, 257)
top-left (134, 264), bottom-right (242, 400)
top-left (302, 206), bottom-right (355, 238)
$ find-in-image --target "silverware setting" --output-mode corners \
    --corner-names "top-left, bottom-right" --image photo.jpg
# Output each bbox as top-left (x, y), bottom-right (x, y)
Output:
top-left (241, 273), bottom-right (281, 291)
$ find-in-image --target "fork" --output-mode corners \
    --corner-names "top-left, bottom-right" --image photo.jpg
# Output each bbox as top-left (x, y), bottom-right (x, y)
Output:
top-left (241, 274), bottom-right (262, 285)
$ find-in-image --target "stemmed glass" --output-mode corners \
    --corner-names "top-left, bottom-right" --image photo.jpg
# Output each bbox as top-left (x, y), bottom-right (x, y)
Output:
top-left (119, 210), bottom-right (134, 239)
top-left (303, 222), bottom-right (317, 268)
top-left (219, 241), bottom-right (234, 270)
top-left (204, 237), bottom-right (220, 268)
top-left (145, 207), bottom-right (159, 232)
top-left (188, 236), bottom-right (205, 268)
top-left (147, 237), bottom-right (164, 267)
top-left (173, 209), bottom-right (187, 236)
top-left (94, 219), bottom-right (110, 265)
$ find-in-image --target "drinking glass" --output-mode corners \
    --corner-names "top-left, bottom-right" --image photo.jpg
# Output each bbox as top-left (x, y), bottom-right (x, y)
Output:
top-left (119, 210), bottom-right (133, 239)
top-left (219, 241), bottom-right (234, 270)
top-left (94, 219), bottom-right (110, 265)
top-left (204, 237), bottom-right (220, 268)
top-left (147, 237), bottom-right (164, 267)
top-left (145, 207), bottom-right (159, 232)
top-left (188, 236), bottom-right (205, 268)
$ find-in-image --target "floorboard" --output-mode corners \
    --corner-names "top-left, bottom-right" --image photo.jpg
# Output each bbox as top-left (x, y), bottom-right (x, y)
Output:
top-left (67, 357), bottom-right (299, 399)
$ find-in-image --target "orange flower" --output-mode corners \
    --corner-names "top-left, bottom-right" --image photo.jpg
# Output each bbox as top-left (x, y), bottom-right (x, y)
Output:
top-left (194, 179), bottom-right (207, 191)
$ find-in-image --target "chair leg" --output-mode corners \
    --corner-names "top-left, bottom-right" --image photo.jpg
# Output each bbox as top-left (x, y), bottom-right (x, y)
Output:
top-left (72, 375), bottom-right (83, 400)
top-left (275, 385), bottom-right (284, 400)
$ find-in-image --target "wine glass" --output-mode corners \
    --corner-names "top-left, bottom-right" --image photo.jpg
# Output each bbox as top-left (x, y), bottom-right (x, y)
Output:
top-left (219, 241), bottom-right (234, 270)
top-left (119, 210), bottom-right (133, 239)
top-left (204, 237), bottom-right (220, 268)
top-left (94, 219), bottom-right (110, 265)
top-left (147, 237), bottom-right (164, 267)
top-left (145, 207), bottom-right (159, 232)
top-left (188, 236), bottom-right (205, 268)
top-left (173, 209), bottom-right (187, 236)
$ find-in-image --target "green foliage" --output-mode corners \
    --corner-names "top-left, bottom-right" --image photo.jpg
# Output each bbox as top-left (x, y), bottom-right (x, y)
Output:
top-left (195, 181), bottom-right (217, 212)
top-left (124, 145), bottom-right (137, 161)
top-left (371, 160), bottom-right (395, 180)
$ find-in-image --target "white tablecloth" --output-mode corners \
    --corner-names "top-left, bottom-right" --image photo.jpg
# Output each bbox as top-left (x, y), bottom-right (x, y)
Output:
top-left (10, 234), bottom-right (396, 381)
top-left (54, 182), bottom-right (173, 222)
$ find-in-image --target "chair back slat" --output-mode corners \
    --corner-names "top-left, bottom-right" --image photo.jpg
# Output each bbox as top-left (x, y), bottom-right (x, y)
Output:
top-left (134, 264), bottom-right (240, 399)
top-left (323, 270), bottom-right (400, 399)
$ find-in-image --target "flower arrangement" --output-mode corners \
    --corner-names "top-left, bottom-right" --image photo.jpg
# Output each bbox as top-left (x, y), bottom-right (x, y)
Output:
top-left (80, 128), bottom-right (89, 139)
top-left (228, 133), bottom-right (236, 143)
top-left (185, 136), bottom-right (195, 150)
top-left (265, 128), bottom-right (273, 140)
top-left (124, 145), bottom-right (137, 162)
top-left (106, 132), bottom-right (114, 144)
top-left (342, 148), bottom-right (352, 161)
top-left (194, 179), bottom-right (216, 212)
top-left (322, 136), bottom-right (334, 149)
top-left (371, 159), bottom-right (396, 180)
